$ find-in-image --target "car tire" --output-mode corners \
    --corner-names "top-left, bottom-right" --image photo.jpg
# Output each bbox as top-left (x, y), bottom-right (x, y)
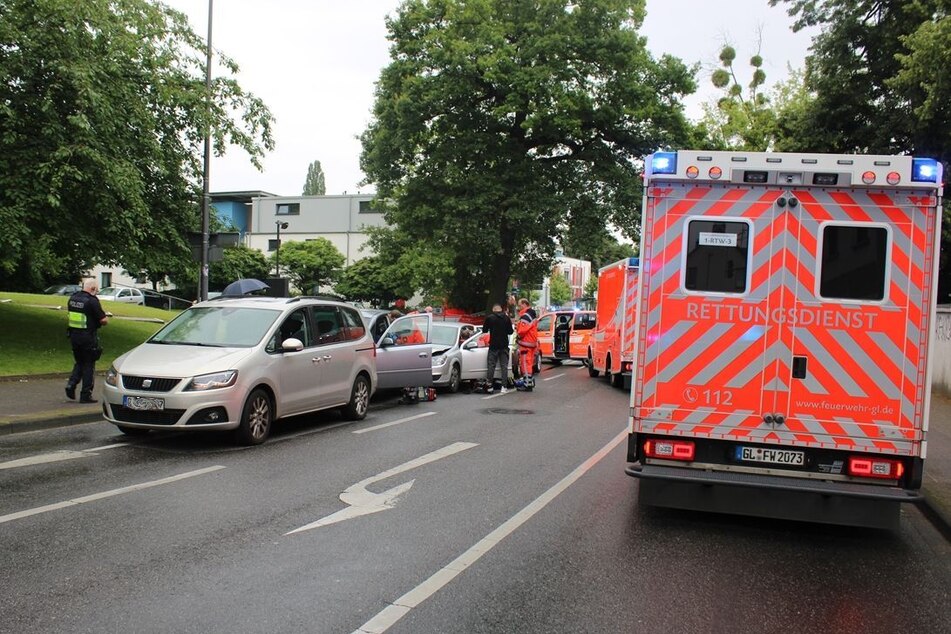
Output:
top-left (116, 425), bottom-right (150, 437)
top-left (235, 388), bottom-right (273, 445)
top-left (342, 374), bottom-right (371, 420)
top-left (447, 364), bottom-right (461, 394)
top-left (611, 369), bottom-right (624, 388)
top-left (587, 351), bottom-right (600, 377)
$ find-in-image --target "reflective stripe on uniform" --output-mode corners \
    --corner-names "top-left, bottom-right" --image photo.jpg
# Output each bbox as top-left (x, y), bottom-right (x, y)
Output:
top-left (67, 311), bottom-right (88, 329)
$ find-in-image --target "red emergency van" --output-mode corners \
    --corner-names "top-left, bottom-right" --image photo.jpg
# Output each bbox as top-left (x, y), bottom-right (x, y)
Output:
top-left (536, 310), bottom-right (596, 364)
top-left (588, 258), bottom-right (639, 388)
top-left (626, 150), bottom-right (943, 529)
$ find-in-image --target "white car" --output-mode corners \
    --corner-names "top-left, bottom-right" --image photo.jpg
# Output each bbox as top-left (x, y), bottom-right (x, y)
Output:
top-left (458, 330), bottom-right (540, 385)
top-left (98, 286), bottom-right (145, 305)
top-left (102, 297), bottom-right (432, 445)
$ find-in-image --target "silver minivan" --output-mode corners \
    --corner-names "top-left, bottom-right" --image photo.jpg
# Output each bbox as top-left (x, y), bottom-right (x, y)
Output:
top-left (102, 297), bottom-right (432, 444)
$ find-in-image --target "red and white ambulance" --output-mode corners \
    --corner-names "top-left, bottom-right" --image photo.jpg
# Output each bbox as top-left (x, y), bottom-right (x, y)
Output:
top-left (626, 150), bottom-right (943, 529)
top-left (588, 257), bottom-right (639, 388)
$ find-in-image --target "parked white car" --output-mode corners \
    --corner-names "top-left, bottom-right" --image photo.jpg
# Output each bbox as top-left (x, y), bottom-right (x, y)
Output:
top-left (102, 297), bottom-right (432, 445)
top-left (458, 330), bottom-right (540, 385)
top-left (98, 286), bottom-right (145, 305)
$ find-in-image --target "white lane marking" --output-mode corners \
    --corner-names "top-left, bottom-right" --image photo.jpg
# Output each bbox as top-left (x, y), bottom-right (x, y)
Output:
top-left (0, 443), bottom-right (131, 470)
top-left (287, 442), bottom-right (478, 535)
top-left (352, 429), bottom-right (627, 634)
top-left (353, 412), bottom-right (438, 435)
top-left (543, 373), bottom-right (566, 382)
top-left (481, 390), bottom-right (512, 400)
top-left (0, 466), bottom-right (226, 525)
top-left (272, 420), bottom-right (358, 443)
top-left (84, 443), bottom-right (130, 452)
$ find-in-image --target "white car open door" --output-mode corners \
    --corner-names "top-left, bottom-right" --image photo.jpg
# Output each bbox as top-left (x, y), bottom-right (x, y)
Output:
top-left (375, 314), bottom-right (434, 389)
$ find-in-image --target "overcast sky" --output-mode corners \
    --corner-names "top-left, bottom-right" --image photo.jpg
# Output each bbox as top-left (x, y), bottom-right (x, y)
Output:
top-left (161, 1), bottom-right (815, 197)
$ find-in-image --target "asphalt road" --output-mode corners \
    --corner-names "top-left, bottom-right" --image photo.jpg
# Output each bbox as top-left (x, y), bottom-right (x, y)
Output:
top-left (1, 363), bottom-right (949, 634)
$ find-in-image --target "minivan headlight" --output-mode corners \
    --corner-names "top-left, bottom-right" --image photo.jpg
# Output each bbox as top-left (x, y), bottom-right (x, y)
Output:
top-left (106, 365), bottom-right (118, 387)
top-left (185, 370), bottom-right (238, 391)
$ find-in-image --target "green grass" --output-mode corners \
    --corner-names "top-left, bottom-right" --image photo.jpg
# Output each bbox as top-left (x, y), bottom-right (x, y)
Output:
top-left (0, 292), bottom-right (181, 377)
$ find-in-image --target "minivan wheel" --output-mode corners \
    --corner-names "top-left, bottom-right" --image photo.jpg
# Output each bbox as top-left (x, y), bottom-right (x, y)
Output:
top-left (343, 375), bottom-right (370, 420)
top-left (447, 364), bottom-right (461, 393)
top-left (236, 388), bottom-right (272, 445)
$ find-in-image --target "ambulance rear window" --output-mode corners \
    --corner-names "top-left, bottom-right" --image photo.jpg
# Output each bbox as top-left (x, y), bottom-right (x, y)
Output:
top-left (684, 220), bottom-right (750, 294)
top-left (819, 225), bottom-right (888, 301)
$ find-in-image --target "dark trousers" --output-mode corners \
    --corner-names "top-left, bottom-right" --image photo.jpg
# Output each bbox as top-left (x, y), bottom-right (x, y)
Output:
top-left (67, 333), bottom-right (98, 397)
top-left (486, 347), bottom-right (509, 385)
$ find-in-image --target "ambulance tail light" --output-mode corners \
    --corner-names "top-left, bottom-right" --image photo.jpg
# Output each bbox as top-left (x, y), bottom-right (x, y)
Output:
top-left (861, 171), bottom-right (876, 184)
top-left (644, 439), bottom-right (695, 462)
top-left (651, 152), bottom-right (678, 175)
top-left (847, 455), bottom-right (904, 480)
top-left (912, 158), bottom-right (939, 183)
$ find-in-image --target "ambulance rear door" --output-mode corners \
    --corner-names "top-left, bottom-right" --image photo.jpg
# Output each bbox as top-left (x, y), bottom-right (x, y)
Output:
top-left (776, 183), bottom-right (939, 457)
top-left (634, 180), bottom-right (782, 438)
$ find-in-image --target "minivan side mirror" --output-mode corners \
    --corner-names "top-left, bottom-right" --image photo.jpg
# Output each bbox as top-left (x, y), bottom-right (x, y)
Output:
top-left (380, 335), bottom-right (396, 348)
top-left (281, 337), bottom-right (304, 352)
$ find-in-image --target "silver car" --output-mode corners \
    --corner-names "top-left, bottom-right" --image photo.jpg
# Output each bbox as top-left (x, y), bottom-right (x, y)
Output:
top-left (102, 297), bottom-right (430, 445)
top-left (429, 323), bottom-right (481, 393)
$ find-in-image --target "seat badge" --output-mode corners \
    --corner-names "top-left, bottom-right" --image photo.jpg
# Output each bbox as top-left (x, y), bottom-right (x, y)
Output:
top-left (143, 379), bottom-right (152, 389)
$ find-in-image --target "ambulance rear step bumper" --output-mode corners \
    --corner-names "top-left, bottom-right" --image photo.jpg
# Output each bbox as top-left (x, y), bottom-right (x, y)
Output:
top-left (626, 464), bottom-right (922, 502)
top-left (627, 464), bottom-right (918, 530)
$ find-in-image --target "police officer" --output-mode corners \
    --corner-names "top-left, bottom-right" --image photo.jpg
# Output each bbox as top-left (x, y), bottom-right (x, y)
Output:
top-left (65, 280), bottom-right (109, 403)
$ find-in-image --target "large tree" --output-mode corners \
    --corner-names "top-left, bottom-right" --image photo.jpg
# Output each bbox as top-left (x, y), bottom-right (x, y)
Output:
top-left (0, 0), bottom-right (274, 291)
top-left (302, 160), bottom-right (327, 195)
top-left (209, 244), bottom-right (271, 291)
top-left (360, 0), bottom-right (694, 311)
top-left (273, 238), bottom-right (345, 294)
top-left (770, 0), bottom-right (951, 300)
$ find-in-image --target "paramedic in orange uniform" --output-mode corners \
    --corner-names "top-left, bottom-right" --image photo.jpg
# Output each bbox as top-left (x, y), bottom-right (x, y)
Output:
top-left (515, 298), bottom-right (538, 391)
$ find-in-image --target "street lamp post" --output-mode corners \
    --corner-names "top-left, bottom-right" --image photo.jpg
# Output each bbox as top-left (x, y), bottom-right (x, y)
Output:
top-left (199, 0), bottom-right (214, 302)
top-left (275, 220), bottom-right (288, 277)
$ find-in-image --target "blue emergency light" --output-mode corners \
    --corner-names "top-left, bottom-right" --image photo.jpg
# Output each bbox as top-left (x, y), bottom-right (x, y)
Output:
top-left (912, 158), bottom-right (939, 183)
top-left (651, 152), bottom-right (678, 175)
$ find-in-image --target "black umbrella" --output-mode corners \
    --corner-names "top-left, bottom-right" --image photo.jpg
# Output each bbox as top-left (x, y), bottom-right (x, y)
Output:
top-left (221, 278), bottom-right (270, 296)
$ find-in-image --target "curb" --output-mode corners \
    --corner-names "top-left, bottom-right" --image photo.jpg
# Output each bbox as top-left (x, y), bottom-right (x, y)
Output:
top-left (0, 409), bottom-right (104, 435)
top-left (919, 482), bottom-right (951, 540)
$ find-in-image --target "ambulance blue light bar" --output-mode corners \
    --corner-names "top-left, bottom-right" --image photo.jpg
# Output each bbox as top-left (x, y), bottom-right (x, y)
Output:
top-left (651, 152), bottom-right (678, 175)
top-left (912, 158), bottom-right (939, 183)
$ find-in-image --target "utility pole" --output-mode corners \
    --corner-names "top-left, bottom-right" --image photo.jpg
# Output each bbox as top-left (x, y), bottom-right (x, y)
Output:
top-left (199, 0), bottom-right (214, 302)
top-left (275, 221), bottom-right (288, 277)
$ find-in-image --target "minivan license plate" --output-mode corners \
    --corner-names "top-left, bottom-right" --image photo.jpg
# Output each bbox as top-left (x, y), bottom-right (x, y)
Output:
top-left (124, 396), bottom-right (165, 411)
top-left (735, 446), bottom-right (804, 466)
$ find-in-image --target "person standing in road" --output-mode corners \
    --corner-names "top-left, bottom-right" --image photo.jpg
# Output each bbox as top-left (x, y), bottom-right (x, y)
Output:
top-left (65, 279), bottom-right (108, 403)
top-left (515, 298), bottom-right (539, 391)
top-left (482, 303), bottom-right (513, 393)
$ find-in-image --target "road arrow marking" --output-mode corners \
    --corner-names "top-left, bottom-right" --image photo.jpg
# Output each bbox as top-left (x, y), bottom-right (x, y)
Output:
top-left (286, 441), bottom-right (478, 535)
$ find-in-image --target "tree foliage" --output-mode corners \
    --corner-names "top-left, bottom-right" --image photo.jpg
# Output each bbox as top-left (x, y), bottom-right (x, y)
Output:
top-left (360, 0), bottom-right (695, 311)
top-left (548, 273), bottom-right (572, 306)
top-left (698, 41), bottom-right (776, 151)
top-left (0, 0), bottom-right (274, 291)
top-left (274, 238), bottom-right (345, 294)
top-left (302, 160), bottom-right (327, 195)
top-left (334, 255), bottom-right (416, 307)
top-left (209, 244), bottom-right (271, 291)
top-left (770, 0), bottom-right (951, 300)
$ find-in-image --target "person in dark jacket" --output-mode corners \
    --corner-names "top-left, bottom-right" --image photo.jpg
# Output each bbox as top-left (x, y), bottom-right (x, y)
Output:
top-left (482, 303), bottom-right (514, 393)
top-left (65, 280), bottom-right (109, 403)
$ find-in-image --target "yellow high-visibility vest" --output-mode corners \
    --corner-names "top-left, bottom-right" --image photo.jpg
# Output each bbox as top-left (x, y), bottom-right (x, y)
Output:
top-left (67, 311), bottom-right (88, 329)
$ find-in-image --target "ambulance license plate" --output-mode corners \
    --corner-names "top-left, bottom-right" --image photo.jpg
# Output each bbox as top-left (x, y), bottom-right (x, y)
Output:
top-left (124, 396), bottom-right (165, 411)
top-left (735, 446), bottom-right (804, 466)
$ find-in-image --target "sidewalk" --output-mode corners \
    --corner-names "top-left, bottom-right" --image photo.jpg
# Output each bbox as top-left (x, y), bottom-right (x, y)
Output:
top-left (1, 374), bottom-right (949, 533)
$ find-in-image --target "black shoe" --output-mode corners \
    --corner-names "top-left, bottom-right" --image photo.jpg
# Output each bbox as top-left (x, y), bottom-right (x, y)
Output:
top-left (65, 385), bottom-right (76, 400)
top-left (79, 394), bottom-right (97, 404)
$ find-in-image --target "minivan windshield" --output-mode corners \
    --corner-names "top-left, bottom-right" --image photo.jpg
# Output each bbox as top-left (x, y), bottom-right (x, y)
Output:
top-left (149, 307), bottom-right (281, 348)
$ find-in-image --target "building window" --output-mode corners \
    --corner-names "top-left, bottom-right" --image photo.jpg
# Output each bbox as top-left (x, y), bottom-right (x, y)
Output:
top-left (358, 200), bottom-right (381, 213)
top-left (819, 224), bottom-right (888, 301)
top-left (276, 203), bottom-right (300, 216)
top-left (100, 272), bottom-right (112, 288)
top-left (268, 239), bottom-right (280, 252)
